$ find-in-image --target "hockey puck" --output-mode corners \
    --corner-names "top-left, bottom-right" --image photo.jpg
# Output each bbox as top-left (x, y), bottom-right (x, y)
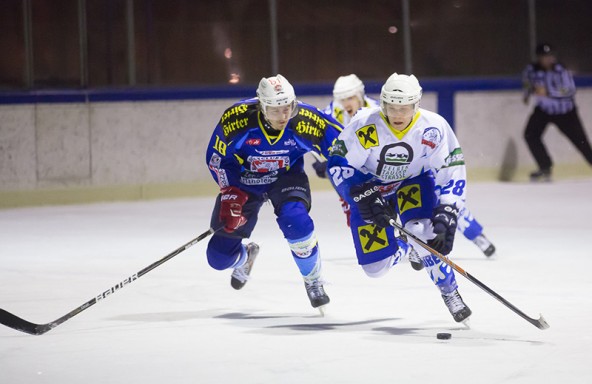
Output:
top-left (436, 332), bottom-right (452, 340)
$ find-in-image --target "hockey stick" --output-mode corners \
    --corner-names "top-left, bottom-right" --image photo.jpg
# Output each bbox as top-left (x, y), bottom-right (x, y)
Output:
top-left (0, 227), bottom-right (219, 336)
top-left (389, 219), bottom-right (550, 330)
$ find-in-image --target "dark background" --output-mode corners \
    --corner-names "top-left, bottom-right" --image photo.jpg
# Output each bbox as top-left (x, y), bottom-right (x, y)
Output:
top-left (1, 0), bottom-right (590, 90)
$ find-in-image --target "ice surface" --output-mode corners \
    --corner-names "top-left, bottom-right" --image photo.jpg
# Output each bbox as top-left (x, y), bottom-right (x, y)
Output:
top-left (1, 180), bottom-right (592, 383)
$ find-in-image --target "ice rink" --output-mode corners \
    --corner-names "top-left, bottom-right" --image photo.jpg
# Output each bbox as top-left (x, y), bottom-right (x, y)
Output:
top-left (1, 179), bottom-right (592, 383)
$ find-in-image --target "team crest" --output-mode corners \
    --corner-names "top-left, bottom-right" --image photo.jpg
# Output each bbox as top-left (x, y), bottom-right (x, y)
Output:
top-left (355, 124), bottom-right (379, 149)
top-left (421, 127), bottom-right (442, 149)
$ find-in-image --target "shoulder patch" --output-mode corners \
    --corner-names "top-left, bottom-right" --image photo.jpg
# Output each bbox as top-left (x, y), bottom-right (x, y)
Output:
top-left (329, 139), bottom-right (348, 157)
top-left (421, 127), bottom-right (442, 149)
top-left (355, 124), bottom-right (379, 149)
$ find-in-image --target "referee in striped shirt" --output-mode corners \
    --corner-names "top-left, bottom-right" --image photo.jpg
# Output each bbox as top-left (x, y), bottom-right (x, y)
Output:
top-left (522, 43), bottom-right (592, 181)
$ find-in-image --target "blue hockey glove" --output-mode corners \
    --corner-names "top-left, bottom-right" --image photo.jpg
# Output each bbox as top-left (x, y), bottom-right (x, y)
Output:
top-left (428, 204), bottom-right (459, 255)
top-left (312, 159), bottom-right (327, 178)
top-left (349, 182), bottom-right (396, 228)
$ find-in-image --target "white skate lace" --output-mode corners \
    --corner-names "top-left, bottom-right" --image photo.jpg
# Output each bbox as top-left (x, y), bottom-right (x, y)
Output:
top-left (443, 291), bottom-right (466, 314)
top-left (407, 247), bottom-right (421, 263)
top-left (473, 235), bottom-right (492, 252)
top-left (231, 244), bottom-right (257, 283)
top-left (231, 264), bottom-right (250, 283)
top-left (304, 279), bottom-right (326, 299)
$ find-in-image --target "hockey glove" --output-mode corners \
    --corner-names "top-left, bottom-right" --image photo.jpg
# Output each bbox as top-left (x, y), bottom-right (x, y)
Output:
top-left (312, 159), bottom-right (328, 178)
top-left (349, 182), bottom-right (396, 228)
top-left (428, 204), bottom-right (459, 255)
top-left (219, 186), bottom-right (249, 233)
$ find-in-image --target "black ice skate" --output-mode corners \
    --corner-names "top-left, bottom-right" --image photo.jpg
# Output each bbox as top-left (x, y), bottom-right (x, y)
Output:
top-left (230, 242), bottom-right (259, 290)
top-left (442, 290), bottom-right (472, 323)
top-left (529, 169), bottom-right (551, 182)
top-left (304, 278), bottom-right (330, 309)
top-left (408, 246), bottom-right (424, 271)
top-left (473, 234), bottom-right (496, 257)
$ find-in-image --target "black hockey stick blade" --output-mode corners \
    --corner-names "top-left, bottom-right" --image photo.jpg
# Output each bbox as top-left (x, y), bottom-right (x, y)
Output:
top-left (0, 227), bottom-right (218, 336)
top-left (0, 309), bottom-right (51, 335)
top-left (389, 219), bottom-right (550, 330)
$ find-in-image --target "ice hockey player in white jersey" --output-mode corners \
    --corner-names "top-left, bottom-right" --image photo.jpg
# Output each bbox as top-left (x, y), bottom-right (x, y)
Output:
top-left (318, 74), bottom-right (496, 257)
top-left (327, 73), bottom-right (472, 323)
top-left (323, 74), bottom-right (380, 126)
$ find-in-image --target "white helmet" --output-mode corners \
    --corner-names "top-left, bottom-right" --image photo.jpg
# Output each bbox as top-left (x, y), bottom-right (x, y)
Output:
top-left (332, 74), bottom-right (365, 101)
top-left (380, 73), bottom-right (422, 112)
top-left (256, 74), bottom-right (298, 117)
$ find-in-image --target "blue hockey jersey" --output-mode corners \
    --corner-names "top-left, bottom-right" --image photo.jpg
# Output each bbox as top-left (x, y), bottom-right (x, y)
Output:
top-left (206, 98), bottom-right (343, 194)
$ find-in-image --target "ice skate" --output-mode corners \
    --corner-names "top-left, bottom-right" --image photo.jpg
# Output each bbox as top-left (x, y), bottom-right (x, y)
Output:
top-left (473, 234), bottom-right (496, 257)
top-left (230, 242), bottom-right (259, 290)
top-left (442, 289), bottom-right (472, 324)
top-left (407, 246), bottom-right (424, 271)
top-left (304, 277), bottom-right (330, 315)
top-left (529, 169), bottom-right (551, 182)
top-left (395, 237), bottom-right (423, 271)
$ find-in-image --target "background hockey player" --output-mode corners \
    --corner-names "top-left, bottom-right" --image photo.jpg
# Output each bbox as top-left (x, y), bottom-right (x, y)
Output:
top-left (323, 74), bottom-right (380, 127)
top-left (205, 74), bottom-right (342, 311)
top-left (317, 74), bottom-right (496, 257)
top-left (327, 73), bottom-right (472, 323)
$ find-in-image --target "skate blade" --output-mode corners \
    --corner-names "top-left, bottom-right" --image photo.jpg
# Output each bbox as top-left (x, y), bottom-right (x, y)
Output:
top-left (317, 305), bottom-right (328, 317)
top-left (461, 318), bottom-right (471, 329)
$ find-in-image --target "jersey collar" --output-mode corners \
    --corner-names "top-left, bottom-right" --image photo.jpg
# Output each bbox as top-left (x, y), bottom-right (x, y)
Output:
top-left (258, 112), bottom-right (286, 145)
top-left (380, 110), bottom-right (421, 140)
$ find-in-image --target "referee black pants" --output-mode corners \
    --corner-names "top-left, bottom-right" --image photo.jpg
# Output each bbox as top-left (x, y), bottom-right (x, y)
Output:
top-left (524, 107), bottom-right (592, 171)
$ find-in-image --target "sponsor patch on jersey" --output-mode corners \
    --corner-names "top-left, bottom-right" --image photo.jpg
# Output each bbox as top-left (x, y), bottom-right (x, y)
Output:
top-left (208, 153), bottom-right (221, 169)
top-left (421, 127), bottom-right (442, 149)
top-left (240, 173), bottom-right (279, 185)
top-left (215, 168), bottom-right (230, 188)
top-left (355, 124), bottom-right (379, 149)
top-left (396, 184), bottom-right (422, 213)
top-left (255, 149), bottom-right (290, 156)
top-left (445, 148), bottom-right (465, 167)
top-left (357, 224), bottom-right (389, 253)
top-left (329, 139), bottom-right (348, 157)
top-left (377, 143), bottom-right (414, 181)
top-left (248, 156), bottom-right (290, 173)
top-left (245, 138), bottom-right (261, 146)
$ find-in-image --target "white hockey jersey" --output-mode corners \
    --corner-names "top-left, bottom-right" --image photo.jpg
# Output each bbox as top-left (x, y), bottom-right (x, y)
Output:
top-left (330, 106), bottom-right (467, 209)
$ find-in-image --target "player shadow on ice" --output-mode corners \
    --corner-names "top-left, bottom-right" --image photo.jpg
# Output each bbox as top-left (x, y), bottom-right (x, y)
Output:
top-left (215, 312), bottom-right (299, 321)
top-left (215, 311), bottom-right (400, 334)
top-left (265, 318), bottom-right (400, 332)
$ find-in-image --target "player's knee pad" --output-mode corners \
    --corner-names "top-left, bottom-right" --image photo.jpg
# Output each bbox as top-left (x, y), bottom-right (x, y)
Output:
top-left (276, 201), bottom-right (314, 240)
top-left (206, 235), bottom-right (243, 271)
top-left (422, 255), bottom-right (458, 295)
top-left (361, 254), bottom-right (399, 278)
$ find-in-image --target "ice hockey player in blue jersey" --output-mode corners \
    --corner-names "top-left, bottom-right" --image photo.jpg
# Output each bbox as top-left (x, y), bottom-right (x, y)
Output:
top-left (327, 73), bottom-right (472, 323)
top-left (318, 74), bottom-right (496, 257)
top-left (205, 74), bottom-right (343, 312)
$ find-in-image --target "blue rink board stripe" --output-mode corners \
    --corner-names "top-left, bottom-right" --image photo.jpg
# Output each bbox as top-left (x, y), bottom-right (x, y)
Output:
top-left (1, 76), bottom-right (591, 105)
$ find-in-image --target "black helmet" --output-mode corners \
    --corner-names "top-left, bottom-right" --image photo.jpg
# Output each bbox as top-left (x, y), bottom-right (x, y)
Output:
top-left (535, 43), bottom-right (554, 56)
